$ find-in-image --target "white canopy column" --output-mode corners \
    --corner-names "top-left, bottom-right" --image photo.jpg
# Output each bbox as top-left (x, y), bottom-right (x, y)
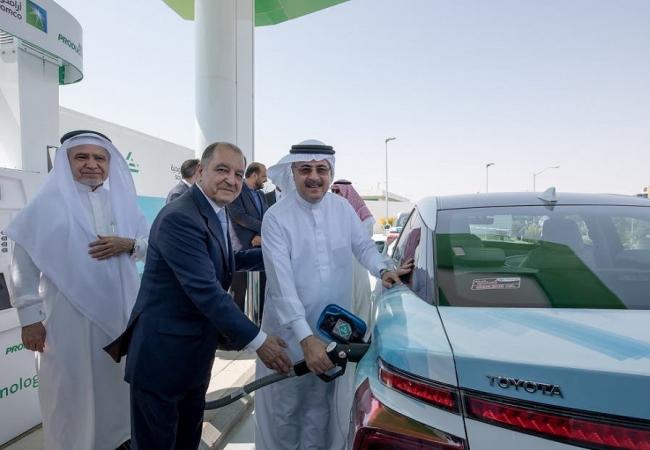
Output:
top-left (195, 0), bottom-right (254, 160)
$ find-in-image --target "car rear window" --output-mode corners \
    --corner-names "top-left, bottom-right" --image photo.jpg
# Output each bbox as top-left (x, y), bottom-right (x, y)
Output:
top-left (435, 205), bottom-right (650, 309)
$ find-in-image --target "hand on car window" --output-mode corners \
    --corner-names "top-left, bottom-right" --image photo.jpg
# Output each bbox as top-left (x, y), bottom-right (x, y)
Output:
top-left (398, 258), bottom-right (415, 276)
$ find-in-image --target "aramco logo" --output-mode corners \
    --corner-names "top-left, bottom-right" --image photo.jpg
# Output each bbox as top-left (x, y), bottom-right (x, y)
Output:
top-left (26, 0), bottom-right (47, 33)
top-left (0, 0), bottom-right (23, 21)
top-left (126, 152), bottom-right (140, 174)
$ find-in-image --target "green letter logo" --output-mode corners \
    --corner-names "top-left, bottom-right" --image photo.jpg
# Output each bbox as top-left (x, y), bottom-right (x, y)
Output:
top-left (126, 152), bottom-right (140, 174)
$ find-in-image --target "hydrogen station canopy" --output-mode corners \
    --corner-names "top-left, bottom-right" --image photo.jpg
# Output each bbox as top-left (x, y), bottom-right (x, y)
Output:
top-left (0, 0), bottom-right (83, 84)
top-left (164, 0), bottom-right (349, 161)
top-left (162, 0), bottom-right (349, 25)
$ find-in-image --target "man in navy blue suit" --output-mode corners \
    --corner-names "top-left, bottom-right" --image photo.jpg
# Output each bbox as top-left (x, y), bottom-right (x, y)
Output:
top-left (227, 162), bottom-right (268, 313)
top-left (105, 142), bottom-right (292, 450)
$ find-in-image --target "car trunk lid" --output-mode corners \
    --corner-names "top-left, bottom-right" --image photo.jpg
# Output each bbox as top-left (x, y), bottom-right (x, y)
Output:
top-left (438, 307), bottom-right (650, 420)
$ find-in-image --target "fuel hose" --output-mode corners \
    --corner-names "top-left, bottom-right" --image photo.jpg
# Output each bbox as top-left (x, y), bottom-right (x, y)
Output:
top-left (204, 342), bottom-right (369, 410)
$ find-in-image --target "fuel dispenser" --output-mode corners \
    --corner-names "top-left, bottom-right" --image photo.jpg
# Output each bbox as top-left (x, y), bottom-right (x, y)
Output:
top-left (0, 169), bottom-right (45, 444)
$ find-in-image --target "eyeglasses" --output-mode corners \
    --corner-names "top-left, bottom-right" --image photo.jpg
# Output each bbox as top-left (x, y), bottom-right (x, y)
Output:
top-left (294, 165), bottom-right (330, 176)
top-left (331, 187), bottom-right (341, 194)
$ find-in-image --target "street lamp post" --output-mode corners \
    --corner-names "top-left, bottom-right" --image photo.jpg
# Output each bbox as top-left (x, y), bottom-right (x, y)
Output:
top-left (385, 137), bottom-right (397, 226)
top-left (485, 162), bottom-right (495, 193)
top-left (533, 165), bottom-right (560, 191)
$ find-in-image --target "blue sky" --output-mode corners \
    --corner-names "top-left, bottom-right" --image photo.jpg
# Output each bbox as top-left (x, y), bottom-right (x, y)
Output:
top-left (57, 0), bottom-right (650, 200)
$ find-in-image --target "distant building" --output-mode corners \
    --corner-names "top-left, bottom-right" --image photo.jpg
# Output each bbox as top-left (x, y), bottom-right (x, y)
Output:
top-left (636, 186), bottom-right (649, 199)
top-left (359, 189), bottom-right (414, 232)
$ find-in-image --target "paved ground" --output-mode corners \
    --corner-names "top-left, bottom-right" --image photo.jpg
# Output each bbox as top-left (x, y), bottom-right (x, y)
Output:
top-left (2, 350), bottom-right (257, 450)
top-left (221, 410), bottom-right (255, 450)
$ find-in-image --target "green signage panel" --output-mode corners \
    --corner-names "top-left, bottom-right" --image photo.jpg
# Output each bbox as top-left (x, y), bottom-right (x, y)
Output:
top-left (162, 0), bottom-right (348, 26)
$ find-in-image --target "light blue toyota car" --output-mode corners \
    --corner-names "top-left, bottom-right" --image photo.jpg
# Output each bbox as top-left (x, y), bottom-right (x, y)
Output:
top-left (350, 191), bottom-right (650, 450)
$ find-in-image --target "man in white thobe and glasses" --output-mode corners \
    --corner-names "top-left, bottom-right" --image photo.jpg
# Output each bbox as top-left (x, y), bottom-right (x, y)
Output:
top-left (7, 130), bottom-right (149, 450)
top-left (255, 140), bottom-right (408, 450)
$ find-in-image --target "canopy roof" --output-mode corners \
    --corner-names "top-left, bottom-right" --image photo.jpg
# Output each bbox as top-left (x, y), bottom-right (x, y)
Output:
top-left (162, 0), bottom-right (348, 25)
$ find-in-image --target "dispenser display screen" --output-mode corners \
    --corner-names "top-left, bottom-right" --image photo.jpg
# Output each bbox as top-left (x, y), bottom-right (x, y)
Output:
top-left (0, 273), bottom-right (9, 311)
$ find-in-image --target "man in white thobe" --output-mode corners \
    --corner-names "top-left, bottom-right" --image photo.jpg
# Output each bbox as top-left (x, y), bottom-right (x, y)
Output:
top-left (331, 179), bottom-right (377, 327)
top-left (255, 140), bottom-right (404, 450)
top-left (7, 130), bottom-right (149, 450)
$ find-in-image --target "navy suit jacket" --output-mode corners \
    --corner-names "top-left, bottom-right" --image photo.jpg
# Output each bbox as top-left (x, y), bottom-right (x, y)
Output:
top-left (227, 183), bottom-right (268, 250)
top-left (106, 185), bottom-right (263, 395)
top-left (165, 180), bottom-right (189, 204)
top-left (265, 189), bottom-right (277, 207)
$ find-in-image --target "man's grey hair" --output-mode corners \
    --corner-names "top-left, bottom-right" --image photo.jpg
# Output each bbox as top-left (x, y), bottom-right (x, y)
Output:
top-left (200, 142), bottom-right (246, 167)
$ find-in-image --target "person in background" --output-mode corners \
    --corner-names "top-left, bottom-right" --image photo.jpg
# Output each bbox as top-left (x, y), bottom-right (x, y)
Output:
top-left (265, 184), bottom-right (281, 207)
top-left (7, 130), bottom-right (149, 450)
top-left (255, 140), bottom-right (408, 450)
top-left (227, 162), bottom-right (268, 314)
top-left (331, 179), bottom-right (376, 326)
top-left (166, 158), bottom-right (199, 203)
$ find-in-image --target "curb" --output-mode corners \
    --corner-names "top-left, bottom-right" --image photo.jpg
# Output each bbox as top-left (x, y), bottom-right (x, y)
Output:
top-left (0, 425), bottom-right (42, 450)
top-left (200, 362), bottom-right (256, 450)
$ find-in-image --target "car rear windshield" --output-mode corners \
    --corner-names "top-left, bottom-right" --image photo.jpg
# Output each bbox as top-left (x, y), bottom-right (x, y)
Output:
top-left (435, 205), bottom-right (650, 309)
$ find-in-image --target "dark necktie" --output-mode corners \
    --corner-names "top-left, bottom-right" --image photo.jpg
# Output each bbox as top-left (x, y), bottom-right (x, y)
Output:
top-left (251, 190), bottom-right (262, 215)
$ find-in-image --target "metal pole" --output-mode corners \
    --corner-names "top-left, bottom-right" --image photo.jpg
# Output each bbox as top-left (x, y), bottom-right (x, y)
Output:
top-left (245, 271), bottom-right (261, 325)
top-left (384, 137), bottom-right (396, 225)
top-left (385, 140), bottom-right (388, 221)
top-left (532, 165), bottom-right (560, 192)
top-left (485, 162), bottom-right (495, 193)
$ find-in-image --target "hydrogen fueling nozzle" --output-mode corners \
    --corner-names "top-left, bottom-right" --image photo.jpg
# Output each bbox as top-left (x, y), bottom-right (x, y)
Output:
top-left (205, 305), bottom-right (370, 410)
top-left (317, 304), bottom-right (367, 345)
top-left (204, 341), bottom-right (369, 410)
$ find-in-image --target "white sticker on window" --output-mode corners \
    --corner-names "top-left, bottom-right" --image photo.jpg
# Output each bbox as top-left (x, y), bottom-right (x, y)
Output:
top-left (471, 277), bottom-right (521, 290)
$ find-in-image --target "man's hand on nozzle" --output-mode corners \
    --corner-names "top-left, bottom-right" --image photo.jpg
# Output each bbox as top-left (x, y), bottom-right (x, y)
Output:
top-left (300, 335), bottom-right (335, 375)
top-left (22, 322), bottom-right (46, 352)
top-left (256, 336), bottom-right (292, 374)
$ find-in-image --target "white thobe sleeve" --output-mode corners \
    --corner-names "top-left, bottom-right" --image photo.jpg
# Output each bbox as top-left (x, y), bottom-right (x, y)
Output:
top-left (132, 237), bottom-right (148, 261)
top-left (350, 209), bottom-right (393, 278)
top-left (262, 214), bottom-right (313, 343)
top-left (9, 244), bottom-right (46, 326)
top-left (131, 214), bottom-right (149, 262)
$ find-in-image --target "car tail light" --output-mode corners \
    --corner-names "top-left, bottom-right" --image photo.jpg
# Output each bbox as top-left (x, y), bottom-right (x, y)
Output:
top-left (379, 359), bottom-right (460, 413)
top-left (465, 394), bottom-right (650, 450)
top-left (350, 379), bottom-right (467, 450)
